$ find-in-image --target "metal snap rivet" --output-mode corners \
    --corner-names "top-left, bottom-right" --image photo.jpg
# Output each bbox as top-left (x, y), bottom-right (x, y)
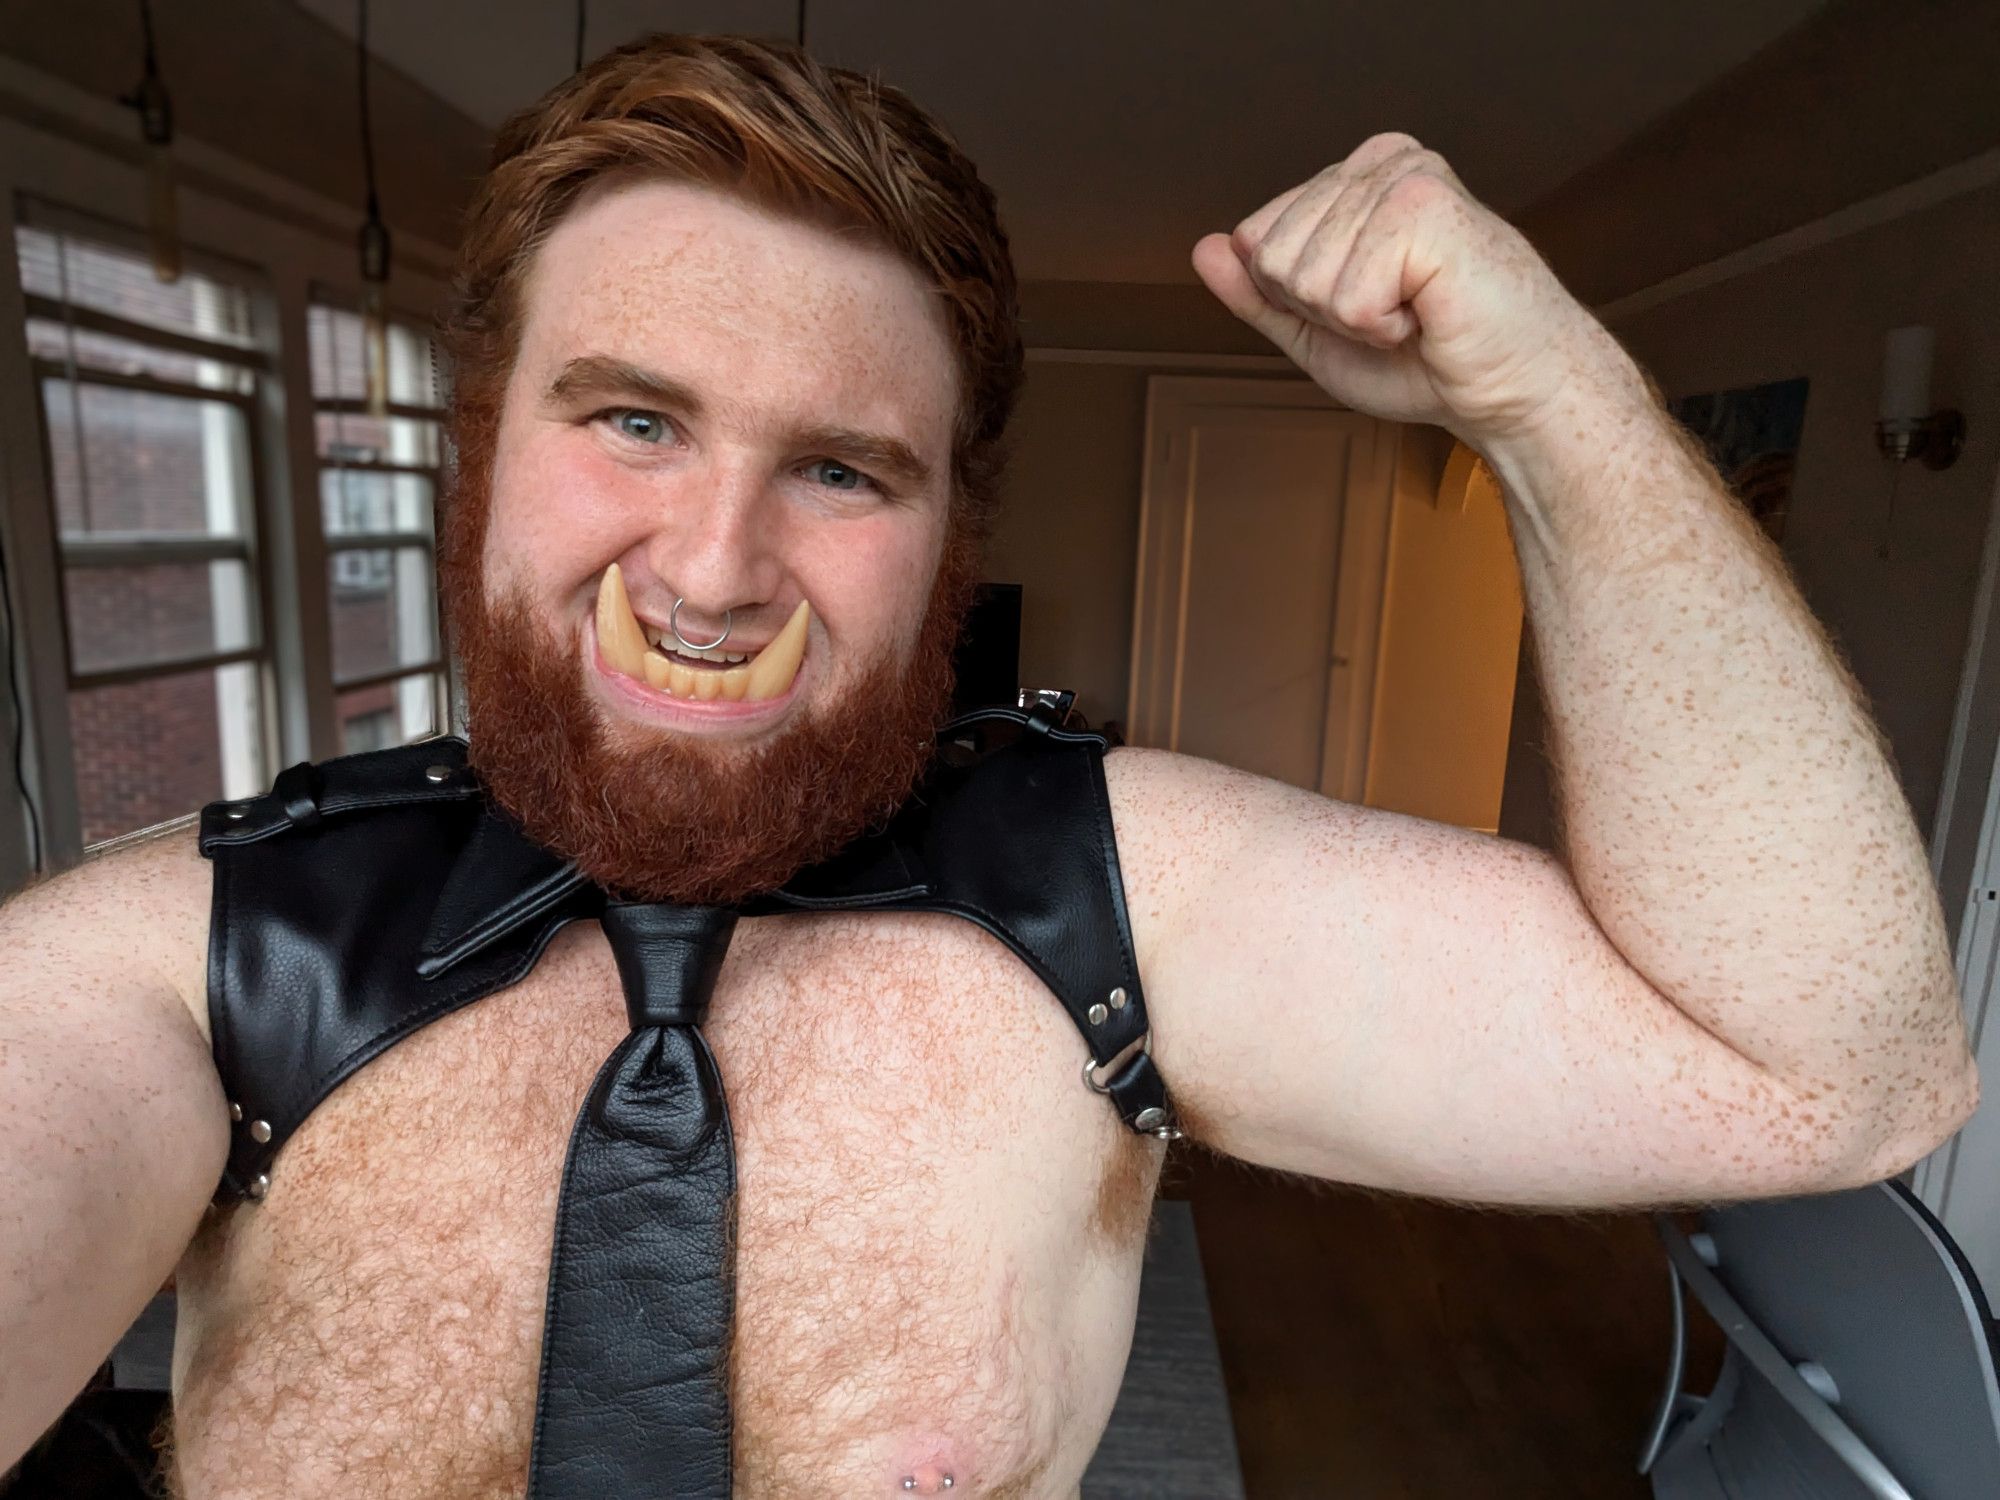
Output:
top-left (1134, 1106), bottom-right (1166, 1131)
top-left (1108, 986), bottom-right (1128, 1010)
top-left (247, 1173), bottom-right (271, 1200)
top-left (1087, 1002), bottom-right (1109, 1026)
top-left (248, 1119), bottom-right (272, 1144)
top-left (425, 764), bottom-right (453, 784)
top-left (228, 1101), bottom-right (243, 1122)
top-left (226, 807), bottom-right (248, 820)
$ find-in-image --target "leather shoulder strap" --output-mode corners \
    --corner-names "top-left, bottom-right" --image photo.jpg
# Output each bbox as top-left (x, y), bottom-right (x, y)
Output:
top-left (751, 707), bottom-right (1180, 1139)
top-left (198, 739), bottom-right (595, 1201)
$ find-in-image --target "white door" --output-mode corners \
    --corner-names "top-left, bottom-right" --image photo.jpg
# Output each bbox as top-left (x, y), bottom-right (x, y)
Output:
top-left (1126, 376), bottom-right (1395, 799)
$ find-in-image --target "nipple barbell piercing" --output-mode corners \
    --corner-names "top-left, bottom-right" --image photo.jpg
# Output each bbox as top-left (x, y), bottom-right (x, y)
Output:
top-left (669, 596), bottom-right (732, 652)
top-left (899, 1478), bottom-right (954, 1491)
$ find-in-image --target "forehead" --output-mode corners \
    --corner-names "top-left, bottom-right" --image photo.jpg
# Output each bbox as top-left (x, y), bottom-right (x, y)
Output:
top-left (512, 177), bottom-right (958, 451)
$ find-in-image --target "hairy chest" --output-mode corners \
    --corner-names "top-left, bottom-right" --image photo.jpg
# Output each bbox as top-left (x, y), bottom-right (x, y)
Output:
top-left (169, 913), bottom-right (1160, 1499)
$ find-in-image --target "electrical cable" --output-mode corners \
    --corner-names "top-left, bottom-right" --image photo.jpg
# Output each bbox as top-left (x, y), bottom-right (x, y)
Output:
top-left (1879, 458), bottom-right (1904, 561)
top-left (575, 0), bottom-right (587, 74)
top-left (356, 0), bottom-right (379, 225)
top-left (0, 501), bottom-right (44, 874)
top-left (137, 0), bottom-right (159, 79)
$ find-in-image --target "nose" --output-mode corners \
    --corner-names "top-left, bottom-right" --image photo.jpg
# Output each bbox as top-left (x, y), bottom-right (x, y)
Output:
top-left (641, 454), bottom-right (786, 623)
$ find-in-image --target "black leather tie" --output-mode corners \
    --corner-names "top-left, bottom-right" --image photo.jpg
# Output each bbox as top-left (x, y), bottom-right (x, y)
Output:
top-left (527, 902), bottom-right (740, 1498)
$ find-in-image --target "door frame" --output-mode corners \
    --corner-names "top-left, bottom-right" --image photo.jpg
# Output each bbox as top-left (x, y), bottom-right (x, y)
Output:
top-left (1125, 375), bottom-right (1396, 802)
top-left (1913, 455), bottom-right (2000, 1243)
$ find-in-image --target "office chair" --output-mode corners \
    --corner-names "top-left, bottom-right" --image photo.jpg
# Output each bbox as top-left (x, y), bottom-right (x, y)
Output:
top-left (1640, 1178), bottom-right (2000, 1498)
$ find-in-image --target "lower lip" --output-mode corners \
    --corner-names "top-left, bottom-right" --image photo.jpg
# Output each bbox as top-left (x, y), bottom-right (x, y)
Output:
top-left (584, 620), bottom-right (806, 730)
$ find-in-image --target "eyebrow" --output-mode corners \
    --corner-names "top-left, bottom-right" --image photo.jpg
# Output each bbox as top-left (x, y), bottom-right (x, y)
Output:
top-left (544, 353), bottom-right (937, 492)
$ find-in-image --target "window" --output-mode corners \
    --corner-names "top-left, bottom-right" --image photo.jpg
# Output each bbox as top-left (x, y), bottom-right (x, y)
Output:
top-left (307, 300), bottom-right (446, 757)
top-left (18, 217), bottom-right (273, 846)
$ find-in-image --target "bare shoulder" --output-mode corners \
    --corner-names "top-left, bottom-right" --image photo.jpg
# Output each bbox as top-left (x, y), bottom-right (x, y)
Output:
top-left (2, 815), bottom-right (214, 1042)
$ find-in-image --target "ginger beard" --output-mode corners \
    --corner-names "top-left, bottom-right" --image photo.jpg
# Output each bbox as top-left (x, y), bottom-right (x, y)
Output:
top-left (444, 474), bottom-right (979, 907)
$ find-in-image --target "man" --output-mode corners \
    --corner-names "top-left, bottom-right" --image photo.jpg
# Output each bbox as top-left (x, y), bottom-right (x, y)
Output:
top-left (0, 31), bottom-right (1977, 1500)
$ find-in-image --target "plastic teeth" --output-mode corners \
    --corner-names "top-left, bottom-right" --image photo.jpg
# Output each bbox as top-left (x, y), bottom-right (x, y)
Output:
top-left (595, 565), bottom-right (809, 701)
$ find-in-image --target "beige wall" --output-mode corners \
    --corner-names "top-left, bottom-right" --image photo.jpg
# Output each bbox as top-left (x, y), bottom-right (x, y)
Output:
top-left (1515, 0), bottom-right (2000, 308)
top-left (983, 359), bottom-right (1152, 728)
top-left (987, 280), bottom-right (1285, 731)
top-left (1364, 429), bottom-right (1524, 830)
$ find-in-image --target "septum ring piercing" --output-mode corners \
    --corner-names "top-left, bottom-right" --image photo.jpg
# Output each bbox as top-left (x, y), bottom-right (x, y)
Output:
top-left (669, 596), bottom-right (732, 652)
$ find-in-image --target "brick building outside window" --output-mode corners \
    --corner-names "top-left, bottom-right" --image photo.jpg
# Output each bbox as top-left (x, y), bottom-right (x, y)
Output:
top-left (14, 213), bottom-right (448, 849)
top-left (20, 215), bottom-right (269, 846)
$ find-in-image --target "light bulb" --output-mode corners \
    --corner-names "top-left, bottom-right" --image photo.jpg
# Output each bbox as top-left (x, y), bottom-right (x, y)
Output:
top-left (358, 214), bottom-right (393, 418)
top-left (145, 141), bottom-right (181, 283)
top-left (363, 282), bottom-right (390, 419)
top-left (125, 70), bottom-right (180, 283)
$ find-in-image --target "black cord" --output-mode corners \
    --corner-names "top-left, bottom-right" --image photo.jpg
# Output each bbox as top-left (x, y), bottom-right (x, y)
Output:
top-left (0, 519), bottom-right (43, 874)
top-left (796, 0), bottom-right (807, 47)
top-left (575, 0), bottom-right (587, 73)
top-left (356, 0), bottom-right (379, 222)
top-left (137, 0), bottom-right (159, 79)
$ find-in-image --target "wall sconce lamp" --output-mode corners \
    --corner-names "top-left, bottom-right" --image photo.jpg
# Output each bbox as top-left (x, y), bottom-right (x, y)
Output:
top-left (1876, 325), bottom-right (1965, 470)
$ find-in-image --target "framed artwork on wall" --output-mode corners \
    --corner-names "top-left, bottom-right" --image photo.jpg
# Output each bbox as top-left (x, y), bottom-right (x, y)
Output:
top-left (1670, 376), bottom-right (1811, 543)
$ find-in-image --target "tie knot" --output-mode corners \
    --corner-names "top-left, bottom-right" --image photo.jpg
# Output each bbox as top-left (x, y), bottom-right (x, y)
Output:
top-left (599, 903), bottom-right (739, 1029)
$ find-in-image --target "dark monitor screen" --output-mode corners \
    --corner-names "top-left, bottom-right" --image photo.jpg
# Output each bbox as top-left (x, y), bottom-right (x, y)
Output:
top-left (951, 582), bottom-right (1021, 714)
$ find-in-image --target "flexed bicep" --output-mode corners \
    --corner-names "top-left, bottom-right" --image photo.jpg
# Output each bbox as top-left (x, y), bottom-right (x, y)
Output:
top-left (1105, 747), bottom-right (1868, 1212)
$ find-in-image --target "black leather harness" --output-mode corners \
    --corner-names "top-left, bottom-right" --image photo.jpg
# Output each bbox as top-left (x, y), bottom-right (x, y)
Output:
top-left (197, 706), bottom-right (1180, 1496)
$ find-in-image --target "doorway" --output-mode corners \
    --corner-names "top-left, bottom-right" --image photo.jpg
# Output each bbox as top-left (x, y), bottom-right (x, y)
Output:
top-left (1124, 375), bottom-right (1395, 801)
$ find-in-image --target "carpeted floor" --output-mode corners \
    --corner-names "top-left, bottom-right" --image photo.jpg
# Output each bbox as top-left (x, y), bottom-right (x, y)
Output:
top-left (1084, 1199), bottom-right (1248, 1498)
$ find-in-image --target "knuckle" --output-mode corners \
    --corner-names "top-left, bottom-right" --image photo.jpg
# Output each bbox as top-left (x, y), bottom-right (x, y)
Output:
top-left (1249, 239), bottom-right (1291, 286)
top-left (1386, 170), bottom-right (1451, 213)
top-left (1327, 285), bottom-right (1377, 329)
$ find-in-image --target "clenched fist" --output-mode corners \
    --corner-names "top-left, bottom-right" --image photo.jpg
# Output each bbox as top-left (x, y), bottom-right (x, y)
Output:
top-left (1194, 133), bottom-right (1640, 451)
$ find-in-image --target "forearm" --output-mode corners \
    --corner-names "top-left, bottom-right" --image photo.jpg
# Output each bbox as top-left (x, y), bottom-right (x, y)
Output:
top-left (1481, 348), bottom-right (1976, 1165)
top-left (1194, 133), bottom-right (1975, 1173)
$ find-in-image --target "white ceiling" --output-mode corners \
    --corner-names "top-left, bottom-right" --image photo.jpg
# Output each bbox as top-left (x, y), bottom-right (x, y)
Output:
top-left (296, 0), bottom-right (1831, 283)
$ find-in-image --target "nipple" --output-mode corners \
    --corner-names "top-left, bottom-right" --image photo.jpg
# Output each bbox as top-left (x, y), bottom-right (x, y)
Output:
top-left (899, 1465), bottom-right (955, 1492)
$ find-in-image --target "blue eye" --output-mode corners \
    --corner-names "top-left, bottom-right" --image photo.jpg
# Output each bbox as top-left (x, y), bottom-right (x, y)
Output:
top-left (807, 459), bottom-right (871, 493)
top-left (612, 410), bottom-right (669, 444)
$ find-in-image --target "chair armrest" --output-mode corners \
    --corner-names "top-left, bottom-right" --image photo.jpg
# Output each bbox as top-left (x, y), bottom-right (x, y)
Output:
top-left (1655, 1214), bottom-right (1914, 1500)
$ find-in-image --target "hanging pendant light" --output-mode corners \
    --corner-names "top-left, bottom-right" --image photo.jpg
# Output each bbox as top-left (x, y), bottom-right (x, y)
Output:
top-left (356, 0), bottom-right (392, 418)
top-left (120, 0), bottom-right (180, 283)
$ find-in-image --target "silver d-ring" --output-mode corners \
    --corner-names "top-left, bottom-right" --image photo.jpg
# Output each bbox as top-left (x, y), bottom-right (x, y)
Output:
top-left (1082, 1032), bottom-right (1151, 1095)
top-left (669, 597), bottom-right (731, 652)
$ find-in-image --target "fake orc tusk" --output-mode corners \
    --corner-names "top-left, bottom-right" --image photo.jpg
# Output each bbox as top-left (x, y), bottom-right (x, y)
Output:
top-left (596, 565), bottom-right (810, 702)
